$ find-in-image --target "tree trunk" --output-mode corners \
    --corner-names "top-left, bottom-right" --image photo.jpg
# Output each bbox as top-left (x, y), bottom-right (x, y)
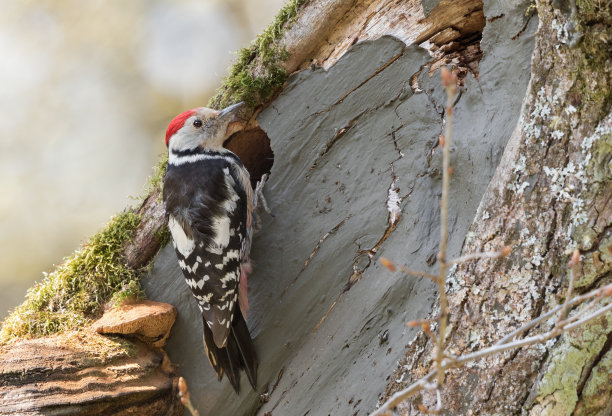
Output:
top-left (383, 1), bottom-right (612, 414)
top-left (2, 0), bottom-right (610, 415)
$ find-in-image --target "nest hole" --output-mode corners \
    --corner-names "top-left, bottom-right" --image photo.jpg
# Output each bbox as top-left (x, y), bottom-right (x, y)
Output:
top-left (225, 127), bottom-right (274, 189)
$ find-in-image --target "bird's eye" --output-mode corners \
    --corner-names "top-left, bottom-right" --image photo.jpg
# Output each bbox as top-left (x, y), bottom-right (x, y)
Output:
top-left (193, 119), bottom-right (203, 128)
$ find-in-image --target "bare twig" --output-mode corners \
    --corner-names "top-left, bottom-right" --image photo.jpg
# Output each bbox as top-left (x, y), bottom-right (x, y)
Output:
top-left (435, 388), bottom-right (442, 414)
top-left (434, 67), bottom-right (458, 386)
top-left (562, 300), bottom-right (612, 331)
top-left (369, 66), bottom-right (612, 416)
top-left (380, 258), bottom-right (440, 282)
top-left (407, 319), bottom-right (437, 343)
top-left (448, 246), bottom-right (511, 265)
top-left (399, 265), bottom-right (441, 283)
top-left (558, 249), bottom-right (580, 323)
top-left (560, 297), bottom-right (598, 326)
top-left (367, 55), bottom-right (612, 415)
top-left (178, 376), bottom-right (200, 416)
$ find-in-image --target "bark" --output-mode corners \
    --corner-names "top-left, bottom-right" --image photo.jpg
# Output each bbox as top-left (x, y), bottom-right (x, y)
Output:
top-left (382, 1), bottom-right (612, 415)
top-left (0, 302), bottom-right (182, 416)
top-left (124, 189), bottom-right (168, 270)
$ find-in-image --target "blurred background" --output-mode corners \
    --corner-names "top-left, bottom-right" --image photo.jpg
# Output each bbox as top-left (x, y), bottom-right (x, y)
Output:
top-left (0, 0), bottom-right (285, 319)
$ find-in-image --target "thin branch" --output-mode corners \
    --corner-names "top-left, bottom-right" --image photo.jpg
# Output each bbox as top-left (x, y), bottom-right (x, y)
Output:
top-left (560, 297), bottom-right (599, 326)
top-left (558, 249), bottom-right (579, 323)
top-left (178, 377), bottom-right (200, 416)
top-left (492, 278), bottom-right (607, 346)
top-left (434, 67), bottom-right (457, 387)
top-left (448, 248), bottom-right (510, 265)
top-left (398, 265), bottom-right (441, 283)
top-left (371, 63), bottom-right (611, 416)
top-left (380, 258), bottom-right (441, 283)
top-left (494, 304), bottom-right (561, 346)
top-left (435, 389), bottom-right (442, 414)
top-left (563, 300), bottom-right (612, 331)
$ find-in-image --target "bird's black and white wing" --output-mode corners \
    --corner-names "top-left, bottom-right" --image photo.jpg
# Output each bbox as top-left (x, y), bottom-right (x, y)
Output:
top-left (163, 152), bottom-right (257, 391)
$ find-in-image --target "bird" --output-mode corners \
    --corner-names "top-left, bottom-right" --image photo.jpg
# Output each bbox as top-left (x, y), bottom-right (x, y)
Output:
top-left (162, 102), bottom-right (257, 393)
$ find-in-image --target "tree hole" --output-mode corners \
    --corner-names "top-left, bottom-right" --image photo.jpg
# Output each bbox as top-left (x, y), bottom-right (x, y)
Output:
top-left (225, 127), bottom-right (274, 189)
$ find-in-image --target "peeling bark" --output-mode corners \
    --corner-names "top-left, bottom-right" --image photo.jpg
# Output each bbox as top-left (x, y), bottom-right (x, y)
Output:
top-left (0, 331), bottom-right (182, 416)
top-left (283, 0), bottom-right (485, 77)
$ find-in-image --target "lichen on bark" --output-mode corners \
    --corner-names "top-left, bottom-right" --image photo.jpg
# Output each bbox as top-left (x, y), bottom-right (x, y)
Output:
top-left (381, 0), bottom-right (611, 414)
top-left (526, 308), bottom-right (612, 415)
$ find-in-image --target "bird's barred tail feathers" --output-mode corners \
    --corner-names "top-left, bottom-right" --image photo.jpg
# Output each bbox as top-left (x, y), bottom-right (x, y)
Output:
top-left (202, 312), bottom-right (258, 393)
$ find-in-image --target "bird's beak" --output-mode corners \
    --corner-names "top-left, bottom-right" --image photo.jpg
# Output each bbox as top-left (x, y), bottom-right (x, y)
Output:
top-left (219, 102), bottom-right (247, 138)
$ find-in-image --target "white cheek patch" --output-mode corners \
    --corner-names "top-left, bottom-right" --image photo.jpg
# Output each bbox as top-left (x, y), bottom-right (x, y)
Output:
top-left (169, 215), bottom-right (195, 257)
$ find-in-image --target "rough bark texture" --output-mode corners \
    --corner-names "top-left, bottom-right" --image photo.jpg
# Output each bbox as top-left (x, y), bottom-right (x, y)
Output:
top-left (124, 189), bottom-right (168, 270)
top-left (381, 1), bottom-right (612, 415)
top-left (300, 0), bottom-right (484, 77)
top-left (0, 302), bottom-right (181, 415)
top-left (0, 332), bottom-right (181, 415)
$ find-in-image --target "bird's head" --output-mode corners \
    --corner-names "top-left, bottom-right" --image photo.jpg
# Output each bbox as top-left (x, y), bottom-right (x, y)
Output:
top-left (165, 102), bottom-right (246, 152)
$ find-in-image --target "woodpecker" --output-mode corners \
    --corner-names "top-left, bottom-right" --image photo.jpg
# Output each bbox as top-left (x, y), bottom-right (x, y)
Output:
top-left (162, 102), bottom-right (257, 393)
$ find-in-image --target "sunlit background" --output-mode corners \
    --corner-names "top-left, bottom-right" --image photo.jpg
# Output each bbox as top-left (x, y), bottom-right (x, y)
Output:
top-left (0, 0), bottom-right (284, 319)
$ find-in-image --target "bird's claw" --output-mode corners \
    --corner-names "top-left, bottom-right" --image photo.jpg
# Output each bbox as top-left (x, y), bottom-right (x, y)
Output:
top-left (254, 174), bottom-right (273, 217)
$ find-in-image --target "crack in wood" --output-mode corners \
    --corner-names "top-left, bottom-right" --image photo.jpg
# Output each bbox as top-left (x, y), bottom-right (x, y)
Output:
top-left (281, 215), bottom-right (351, 297)
top-left (313, 133), bottom-right (415, 333)
top-left (309, 48), bottom-right (407, 119)
top-left (307, 84), bottom-right (409, 178)
top-left (574, 329), bottom-right (612, 410)
top-left (487, 13), bottom-right (505, 23)
top-left (512, 15), bottom-right (534, 41)
top-left (307, 110), bottom-right (368, 176)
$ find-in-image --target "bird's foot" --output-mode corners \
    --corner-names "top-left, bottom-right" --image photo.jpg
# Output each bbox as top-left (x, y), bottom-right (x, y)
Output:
top-left (254, 173), bottom-right (273, 217)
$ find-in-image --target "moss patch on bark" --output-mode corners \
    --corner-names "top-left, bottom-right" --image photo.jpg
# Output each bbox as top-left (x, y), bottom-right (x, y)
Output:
top-left (208, 0), bottom-right (308, 109)
top-left (0, 211), bottom-right (143, 344)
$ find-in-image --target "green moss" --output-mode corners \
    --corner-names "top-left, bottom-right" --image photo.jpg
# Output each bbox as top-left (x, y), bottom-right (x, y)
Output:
top-left (574, 0), bottom-right (612, 110)
top-left (0, 0), bottom-right (308, 345)
top-left (530, 304), bottom-right (612, 414)
top-left (110, 279), bottom-right (146, 307)
top-left (0, 211), bottom-right (142, 344)
top-left (209, 0), bottom-right (308, 109)
top-left (591, 131), bottom-right (612, 182)
top-left (144, 153), bottom-right (168, 198)
top-left (525, 1), bottom-right (537, 17)
top-left (576, 0), bottom-right (611, 23)
top-left (154, 224), bottom-right (172, 249)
